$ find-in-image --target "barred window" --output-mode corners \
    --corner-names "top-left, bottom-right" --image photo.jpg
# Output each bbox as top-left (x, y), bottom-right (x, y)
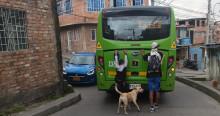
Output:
top-left (64, 0), bottom-right (72, 14)
top-left (0, 7), bottom-right (28, 52)
top-left (133, 0), bottom-right (143, 6)
top-left (114, 0), bottom-right (126, 7)
top-left (57, 1), bottom-right (63, 15)
top-left (57, 0), bottom-right (72, 16)
top-left (87, 0), bottom-right (104, 11)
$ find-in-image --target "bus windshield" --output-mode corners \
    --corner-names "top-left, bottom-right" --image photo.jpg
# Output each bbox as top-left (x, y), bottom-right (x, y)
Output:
top-left (103, 14), bottom-right (170, 41)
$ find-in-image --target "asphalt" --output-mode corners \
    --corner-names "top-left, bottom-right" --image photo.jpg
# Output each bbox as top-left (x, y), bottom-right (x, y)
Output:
top-left (12, 68), bottom-right (220, 116)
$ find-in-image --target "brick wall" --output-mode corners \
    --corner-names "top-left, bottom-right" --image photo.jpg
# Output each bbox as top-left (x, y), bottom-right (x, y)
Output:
top-left (0, 0), bottom-right (60, 108)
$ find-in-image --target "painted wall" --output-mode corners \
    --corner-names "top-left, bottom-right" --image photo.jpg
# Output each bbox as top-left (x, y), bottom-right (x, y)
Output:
top-left (189, 47), bottom-right (204, 70)
top-left (180, 37), bottom-right (191, 45)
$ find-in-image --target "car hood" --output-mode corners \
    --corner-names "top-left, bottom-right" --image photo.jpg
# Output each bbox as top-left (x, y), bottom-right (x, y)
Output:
top-left (64, 64), bottom-right (95, 74)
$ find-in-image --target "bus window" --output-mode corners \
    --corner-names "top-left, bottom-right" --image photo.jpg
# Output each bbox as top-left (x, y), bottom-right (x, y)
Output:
top-left (103, 10), bottom-right (170, 41)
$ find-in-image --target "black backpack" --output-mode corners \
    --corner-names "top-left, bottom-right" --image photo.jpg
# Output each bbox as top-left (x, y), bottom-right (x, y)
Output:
top-left (148, 55), bottom-right (161, 73)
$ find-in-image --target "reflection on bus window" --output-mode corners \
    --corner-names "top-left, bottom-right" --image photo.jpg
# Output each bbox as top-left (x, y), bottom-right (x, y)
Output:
top-left (103, 16), bottom-right (170, 41)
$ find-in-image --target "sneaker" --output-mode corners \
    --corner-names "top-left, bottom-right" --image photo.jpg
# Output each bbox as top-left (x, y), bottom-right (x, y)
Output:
top-left (154, 104), bottom-right (159, 111)
top-left (149, 106), bottom-right (155, 112)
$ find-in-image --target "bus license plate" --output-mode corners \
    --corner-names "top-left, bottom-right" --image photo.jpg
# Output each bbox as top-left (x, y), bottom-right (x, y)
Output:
top-left (72, 76), bottom-right (80, 81)
top-left (129, 84), bottom-right (141, 89)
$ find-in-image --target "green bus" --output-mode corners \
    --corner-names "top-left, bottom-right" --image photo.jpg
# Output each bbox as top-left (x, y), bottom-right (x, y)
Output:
top-left (96, 6), bottom-right (176, 92)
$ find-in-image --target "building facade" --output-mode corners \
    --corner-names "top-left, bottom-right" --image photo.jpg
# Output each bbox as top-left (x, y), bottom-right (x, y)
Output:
top-left (176, 18), bottom-right (207, 70)
top-left (57, 0), bottom-right (149, 58)
top-left (0, 0), bottom-right (62, 109)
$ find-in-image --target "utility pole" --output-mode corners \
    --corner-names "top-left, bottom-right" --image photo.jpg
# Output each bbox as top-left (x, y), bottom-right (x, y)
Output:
top-left (206, 0), bottom-right (211, 44)
top-left (205, 0), bottom-right (211, 73)
top-left (52, 0), bottom-right (64, 96)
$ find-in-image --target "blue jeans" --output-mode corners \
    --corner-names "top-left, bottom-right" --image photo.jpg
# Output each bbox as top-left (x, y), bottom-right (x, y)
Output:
top-left (148, 77), bottom-right (160, 92)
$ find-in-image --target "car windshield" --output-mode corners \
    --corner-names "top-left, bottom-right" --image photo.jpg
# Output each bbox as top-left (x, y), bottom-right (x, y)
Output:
top-left (69, 55), bottom-right (95, 65)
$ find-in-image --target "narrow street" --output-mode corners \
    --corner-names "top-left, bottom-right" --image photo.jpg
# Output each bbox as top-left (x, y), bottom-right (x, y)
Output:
top-left (51, 82), bottom-right (220, 116)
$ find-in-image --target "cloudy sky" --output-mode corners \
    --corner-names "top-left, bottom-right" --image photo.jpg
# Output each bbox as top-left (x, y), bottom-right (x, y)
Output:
top-left (153, 0), bottom-right (220, 21)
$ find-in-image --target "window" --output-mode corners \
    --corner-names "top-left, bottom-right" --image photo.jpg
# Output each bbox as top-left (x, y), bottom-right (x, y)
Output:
top-left (67, 31), bottom-right (72, 50)
top-left (114, 0), bottom-right (126, 7)
top-left (57, 0), bottom-right (72, 15)
top-left (197, 20), bottom-right (200, 27)
top-left (179, 28), bottom-right (187, 38)
top-left (133, 0), bottom-right (143, 6)
top-left (0, 7), bottom-right (28, 52)
top-left (103, 9), bottom-right (171, 41)
top-left (73, 29), bottom-right (80, 41)
top-left (91, 29), bottom-right (96, 41)
top-left (64, 0), bottom-right (72, 14)
top-left (201, 20), bottom-right (205, 26)
top-left (57, 1), bottom-right (62, 15)
top-left (87, 0), bottom-right (104, 11)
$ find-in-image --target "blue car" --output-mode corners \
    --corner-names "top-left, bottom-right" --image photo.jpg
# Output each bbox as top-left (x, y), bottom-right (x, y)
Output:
top-left (63, 52), bottom-right (96, 85)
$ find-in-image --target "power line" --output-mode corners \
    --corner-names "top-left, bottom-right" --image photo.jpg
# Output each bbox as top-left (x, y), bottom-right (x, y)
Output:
top-left (167, 0), bottom-right (175, 5)
top-left (212, 3), bottom-right (220, 21)
top-left (155, 0), bottom-right (207, 15)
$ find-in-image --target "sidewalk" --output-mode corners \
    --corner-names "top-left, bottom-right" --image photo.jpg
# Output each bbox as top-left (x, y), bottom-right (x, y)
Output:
top-left (176, 68), bottom-right (220, 103)
top-left (12, 89), bottom-right (81, 116)
top-left (176, 68), bottom-right (208, 78)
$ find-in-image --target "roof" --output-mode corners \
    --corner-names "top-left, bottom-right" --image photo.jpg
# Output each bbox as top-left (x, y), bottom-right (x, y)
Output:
top-left (60, 22), bottom-right (97, 29)
top-left (200, 43), bottom-right (220, 48)
top-left (72, 52), bottom-right (95, 56)
top-left (176, 18), bottom-right (206, 22)
top-left (102, 6), bottom-right (171, 16)
top-left (103, 6), bottom-right (171, 11)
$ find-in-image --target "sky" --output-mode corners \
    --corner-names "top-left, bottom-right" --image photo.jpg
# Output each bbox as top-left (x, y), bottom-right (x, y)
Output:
top-left (153, 0), bottom-right (220, 21)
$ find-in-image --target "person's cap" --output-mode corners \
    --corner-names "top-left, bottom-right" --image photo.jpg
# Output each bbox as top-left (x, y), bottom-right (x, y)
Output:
top-left (151, 42), bottom-right (159, 49)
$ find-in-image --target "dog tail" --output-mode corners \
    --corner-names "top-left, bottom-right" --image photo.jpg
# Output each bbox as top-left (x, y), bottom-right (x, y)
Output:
top-left (115, 84), bottom-right (123, 95)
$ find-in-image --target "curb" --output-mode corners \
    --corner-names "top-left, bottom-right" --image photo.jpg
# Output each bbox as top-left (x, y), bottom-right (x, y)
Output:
top-left (176, 76), bottom-right (220, 103)
top-left (15, 90), bottom-right (81, 116)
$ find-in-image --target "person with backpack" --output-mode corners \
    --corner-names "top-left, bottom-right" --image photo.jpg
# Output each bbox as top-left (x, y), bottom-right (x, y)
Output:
top-left (141, 42), bottom-right (163, 112)
top-left (114, 50), bottom-right (130, 93)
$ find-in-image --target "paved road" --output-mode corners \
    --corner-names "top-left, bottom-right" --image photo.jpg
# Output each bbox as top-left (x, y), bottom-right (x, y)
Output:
top-left (51, 82), bottom-right (220, 116)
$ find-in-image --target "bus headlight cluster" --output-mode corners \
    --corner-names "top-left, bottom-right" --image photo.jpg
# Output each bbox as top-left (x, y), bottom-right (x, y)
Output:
top-left (171, 68), bottom-right (175, 72)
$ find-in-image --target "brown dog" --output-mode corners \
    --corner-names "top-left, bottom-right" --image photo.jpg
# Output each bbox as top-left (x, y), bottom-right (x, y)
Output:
top-left (115, 84), bottom-right (144, 114)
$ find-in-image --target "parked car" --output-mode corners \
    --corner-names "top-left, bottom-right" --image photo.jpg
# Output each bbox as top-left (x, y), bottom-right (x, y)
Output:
top-left (63, 52), bottom-right (96, 85)
top-left (183, 59), bottom-right (198, 70)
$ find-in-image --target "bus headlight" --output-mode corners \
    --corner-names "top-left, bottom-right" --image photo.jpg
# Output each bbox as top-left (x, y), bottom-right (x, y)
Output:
top-left (171, 67), bottom-right (175, 72)
top-left (87, 69), bottom-right (95, 75)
